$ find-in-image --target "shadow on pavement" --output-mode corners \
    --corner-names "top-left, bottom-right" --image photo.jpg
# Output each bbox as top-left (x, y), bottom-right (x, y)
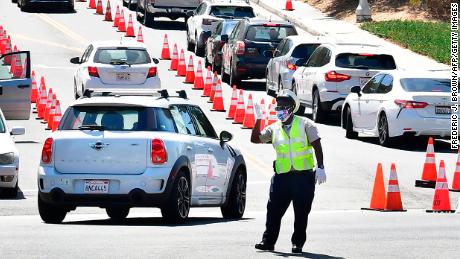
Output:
top-left (146, 21), bottom-right (186, 31)
top-left (62, 216), bottom-right (254, 226)
top-left (259, 250), bottom-right (344, 259)
top-left (355, 136), bottom-right (456, 153)
top-left (22, 5), bottom-right (76, 14)
top-left (234, 81), bottom-right (266, 92)
top-left (0, 189), bottom-right (25, 200)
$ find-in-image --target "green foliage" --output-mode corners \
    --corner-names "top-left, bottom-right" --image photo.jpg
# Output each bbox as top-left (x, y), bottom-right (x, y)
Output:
top-left (361, 20), bottom-right (450, 64)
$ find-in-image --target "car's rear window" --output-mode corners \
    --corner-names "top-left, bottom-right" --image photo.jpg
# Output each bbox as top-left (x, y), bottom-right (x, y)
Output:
top-left (291, 44), bottom-right (320, 59)
top-left (210, 6), bottom-right (255, 18)
top-left (0, 117), bottom-right (5, 133)
top-left (93, 48), bottom-right (151, 65)
top-left (60, 106), bottom-right (176, 132)
top-left (335, 53), bottom-right (396, 70)
top-left (222, 22), bottom-right (238, 35)
top-left (400, 78), bottom-right (451, 93)
top-left (245, 25), bottom-right (297, 42)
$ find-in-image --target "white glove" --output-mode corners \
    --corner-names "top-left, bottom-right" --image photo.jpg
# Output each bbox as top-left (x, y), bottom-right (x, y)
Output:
top-left (315, 167), bottom-right (326, 185)
top-left (254, 103), bottom-right (263, 120)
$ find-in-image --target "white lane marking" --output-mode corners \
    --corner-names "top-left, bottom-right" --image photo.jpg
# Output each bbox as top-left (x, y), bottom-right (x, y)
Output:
top-left (34, 64), bottom-right (76, 70)
top-left (35, 13), bottom-right (88, 45)
top-left (9, 33), bottom-right (84, 53)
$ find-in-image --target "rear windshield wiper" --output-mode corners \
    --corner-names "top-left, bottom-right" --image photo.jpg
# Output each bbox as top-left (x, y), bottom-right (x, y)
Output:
top-left (78, 125), bottom-right (105, 131)
top-left (347, 65), bottom-right (370, 70)
top-left (110, 60), bottom-right (132, 66)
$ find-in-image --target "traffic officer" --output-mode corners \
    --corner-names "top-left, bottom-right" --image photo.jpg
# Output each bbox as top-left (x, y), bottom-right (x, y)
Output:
top-left (251, 89), bottom-right (326, 253)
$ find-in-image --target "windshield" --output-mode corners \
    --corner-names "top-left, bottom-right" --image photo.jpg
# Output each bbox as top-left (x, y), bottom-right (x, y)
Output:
top-left (400, 78), bottom-right (451, 92)
top-left (93, 48), bottom-right (151, 65)
top-left (210, 6), bottom-right (255, 18)
top-left (291, 44), bottom-right (320, 59)
top-left (245, 25), bottom-right (297, 42)
top-left (335, 53), bottom-right (396, 70)
top-left (60, 106), bottom-right (176, 132)
top-left (0, 116), bottom-right (5, 133)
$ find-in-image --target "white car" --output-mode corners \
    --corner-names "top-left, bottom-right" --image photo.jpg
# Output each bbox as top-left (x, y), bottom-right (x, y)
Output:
top-left (186, 0), bottom-right (255, 56)
top-left (37, 90), bottom-right (247, 224)
top-left (292, 43), bottom-right (397, 122)
top-left (70, 40), bottom-right (161, 99)
top-left (0, 108), bottom-right (25, 197)
top-left (341, 70), bottom-right (451, 146)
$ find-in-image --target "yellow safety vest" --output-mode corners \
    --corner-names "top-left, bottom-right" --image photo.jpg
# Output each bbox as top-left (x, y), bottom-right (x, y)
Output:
top-left (272, 116), bottom-right (314, 174)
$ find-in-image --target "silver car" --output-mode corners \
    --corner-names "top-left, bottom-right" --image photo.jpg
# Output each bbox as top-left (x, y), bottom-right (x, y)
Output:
top-left (266, 35), bottom-right (324, 96)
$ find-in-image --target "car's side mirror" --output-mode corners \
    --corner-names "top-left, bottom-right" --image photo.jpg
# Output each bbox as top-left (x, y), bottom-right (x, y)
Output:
top-left (264, 50), bottom-right (274, 58)
top-left (220, 131), bottom-right (233, 147)
top-left (351, 86), bottom-right (362, 97)
top-left (70, 57), bottom-right (80, 64)
top-left (221, 34), bottom-right (229, 43)
top-left (10, 126), bottom-right (25, 136)
top-left (152, 58), bottom-right (159, 64)
top-left (186, 11), bottom-right (194, 18)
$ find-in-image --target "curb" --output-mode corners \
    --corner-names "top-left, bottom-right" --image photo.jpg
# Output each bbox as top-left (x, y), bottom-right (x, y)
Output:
top-left (250, 0), bottom-right (323, 36)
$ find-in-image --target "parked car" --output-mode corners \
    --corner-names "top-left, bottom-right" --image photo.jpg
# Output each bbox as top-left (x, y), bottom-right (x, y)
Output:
top-left (17, 0), bottom-right (74, 12)
top-left (186, 0), bottom-right (255, 57)
top-left (136, 0), bottom-right (201, 27)
top-left (0, 50), bottom-right (32, 120)
top-left (205, 19), bottom-right (239, 73)
top-left (70, 40), bottom-right (161, 99)
top-left (342, 70), bottom-right (451, 146)
top-left (37, 90), bottom-right (247, 224)
top-left (266, 35), bottom-right (325, 97)
top-left (292, 43), bottom-right (397, 122)
top-left (221, 18), bottom-right (298, 87)
top-left (123, 0), bottom-right (137, 11)
top-left (0, 108), bottom-right (25, 197)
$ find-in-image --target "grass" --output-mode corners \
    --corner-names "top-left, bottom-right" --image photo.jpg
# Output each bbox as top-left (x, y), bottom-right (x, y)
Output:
top-left (361, 20), bottom-right (450, 64)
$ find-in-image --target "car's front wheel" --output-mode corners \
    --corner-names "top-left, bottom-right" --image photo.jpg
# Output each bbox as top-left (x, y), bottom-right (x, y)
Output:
top-left (186, 30), bottom-right (195, 52)
top-left (229, 63), bottom-right (241, 87)
top-left (194, 36), bottom-right (205, 57)
top-left (106, 207), bottom-right (130, 221)
top-left (378, 113), bottom-right (392, 146)
top-left (312, 89), bottom-right (326, 123)
top-left (143, 8), bottom-right (154, 27)
top-left (293, 83), bottom-right (305, 115)
top-left (161, 171), bottom-right (191, 224)
top-left (221, 63), bottom-right (229, 83)
top-left (221, 169), bottom-right (246, 219)
top-left (38, 194), bottom-right (67, 224)
top-left (345, 107), bottom-right (358, 139)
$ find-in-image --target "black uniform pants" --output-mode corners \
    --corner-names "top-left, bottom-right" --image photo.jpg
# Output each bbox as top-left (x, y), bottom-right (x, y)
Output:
top-left (262, 171), bottom-right (315, 247)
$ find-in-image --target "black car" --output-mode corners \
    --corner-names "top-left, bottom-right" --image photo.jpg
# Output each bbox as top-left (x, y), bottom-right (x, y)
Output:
top-left (221, 18), bottom-right (298, 87)
top-left (205, 19), bottom-right (239, 74)
top-left (136, 0), bottom-right (201, 27)
top-left (17, 0), bottom-right (74, 12)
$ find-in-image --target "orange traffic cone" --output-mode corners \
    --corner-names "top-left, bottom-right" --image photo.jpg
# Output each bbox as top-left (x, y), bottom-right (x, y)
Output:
top-left (185, 55), bottom-right (195, 84)
top-left (177, 49), bottom-right (186, 76)
top-left (104, 0), bottom-right (112, 21)
top-left (415, 137), bottom-right (437, 188)
top-left (52, 101), bottom-right (62, 132)
top-left (169, 44), bottom-right (178, 71)
top-left (383, 163), bottom-right (406, 212)
top-left (47, 97), bottom-right (57, 130)
top-left (43, 90), bottom-right (54, 123)
top-left (285, 0), bottom-right (294, 11)
top-left (161, 34), bottom-right (171, 60)
top-left (202, 66), bottom-right (212, 97)
top-left (3, 36), bottom-right (12, 65)
top-left (208, 72), bottom-right (218, 103)
top-left (125, 14), bottom-right (135, 37)
top-left (226, 85), bottom-right (238, 119)
top-left (88, 0), bottom-right (96, 9)
top-left (233, 89), bottom-right (245, 124)
top-left (38, 88), bottom-right (51, 120)
top-left (451, 149), bottom-right (460, 192)
top-left (12, 51), bottom-right (23, 79)
top-left (30, 70), bottom-right (38, 104)
top-left (193, 60), bottom-right (204, 90)
top-left (259, 98), bottom-right (267, 132)
top-left (9, 46), bottom-right (17, 75)
top-left (96, 0), bottom-right (103, 14)
top-left (211, 79), bottom-right (225, 112)
top-left (267, 99), bottom-right (277, 126)
top-left (242, 94), bottom-right (255, 129)
top-left (113, 5), bottom-right (120, 27)
top-left (137, 26), bottom-right (144, 42)
top-left (118, 10), bottom-right (126, 32)
top-left (427, 160), bottom-right (455, 213)
top-left (361, 163), bottom-right (386, 211)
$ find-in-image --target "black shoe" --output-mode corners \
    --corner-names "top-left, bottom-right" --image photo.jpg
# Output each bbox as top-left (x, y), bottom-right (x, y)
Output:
top-left (255, 242), bottom-right (274, 251)
top-left (292, 244), bottom-right (303, 253)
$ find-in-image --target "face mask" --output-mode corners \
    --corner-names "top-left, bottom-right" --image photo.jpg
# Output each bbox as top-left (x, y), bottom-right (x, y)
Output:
top-left (276, 109), bottom-right (291, 122)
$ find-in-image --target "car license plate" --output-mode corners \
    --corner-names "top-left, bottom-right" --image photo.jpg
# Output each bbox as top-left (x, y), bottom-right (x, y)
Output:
top-left (84, 180), bottom-right (109, 194)
top-left (116, 72), bottom-right (130, 81)
top-left (435, 106), bottom-right (451, 114)
top-left (360, 77), bottom-right (371, 86)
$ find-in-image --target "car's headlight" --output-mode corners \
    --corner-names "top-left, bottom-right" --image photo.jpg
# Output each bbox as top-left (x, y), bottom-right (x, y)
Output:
top-left (0, 152), bottom-right (15, 165)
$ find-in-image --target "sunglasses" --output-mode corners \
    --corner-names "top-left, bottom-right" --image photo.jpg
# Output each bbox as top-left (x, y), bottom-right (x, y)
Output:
top-left (274, 106), bottom-right (292, 111)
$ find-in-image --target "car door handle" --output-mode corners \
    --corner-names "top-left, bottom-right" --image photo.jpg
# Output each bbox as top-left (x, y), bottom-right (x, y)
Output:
top-left (17, 84), bottom-right (30, 88)
top-left (186, 146), bottom-right (193, 151)
top-left (207, 148), bottom-right (214, 153)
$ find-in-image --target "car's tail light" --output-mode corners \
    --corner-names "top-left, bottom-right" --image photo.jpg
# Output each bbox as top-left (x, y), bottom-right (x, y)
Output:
top-left (88, 66), bottom-right (99, 77)
top-left (287, 63), bottom-right (296, 71)
top-left (151, 139), bottom-right (167, 164)
top-left (358, 53), bottom-right (375, 56)
top-left (147, 67), bottom-right (157, 78)
top-left (236, 41), bottom-right (245, 56)
top-left (203, 19), bottom-right (216, 25)
top-left (41, 138), bottom-right (53, 164)
top-left (324, 71), bottom-right (351, 82)
top-left (394, 100), bottom-right (429, 109)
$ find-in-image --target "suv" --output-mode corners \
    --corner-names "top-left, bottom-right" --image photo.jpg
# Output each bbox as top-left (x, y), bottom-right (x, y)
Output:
top-left (186, 0), bottom-right (255, 57)
top-left (136, 0), bottom-right (201, 27)
top-left (37, 90), bottom-right (247, 224)
top-left (205, 19), bottom-right (239, 73)
top-left (292, 43), bottom-right (397, 122)
top-left (221, 18), bottom-right (298, 87)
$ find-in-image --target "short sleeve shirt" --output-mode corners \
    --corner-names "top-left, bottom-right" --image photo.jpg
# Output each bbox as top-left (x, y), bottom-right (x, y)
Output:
top-left (259, 116), bottom-right (320, 144)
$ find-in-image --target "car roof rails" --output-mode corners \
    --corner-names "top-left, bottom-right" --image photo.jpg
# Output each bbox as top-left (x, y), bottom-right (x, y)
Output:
top-left (211, 0), bottom-right (250, 4)
top-left (82, 89), bottom-right (161, 98)
top-left (157, 89), bottom-right (188, 100)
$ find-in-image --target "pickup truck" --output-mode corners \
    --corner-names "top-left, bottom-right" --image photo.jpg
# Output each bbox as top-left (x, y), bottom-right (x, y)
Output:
top-left (136, 0), bottom-right (201, 27)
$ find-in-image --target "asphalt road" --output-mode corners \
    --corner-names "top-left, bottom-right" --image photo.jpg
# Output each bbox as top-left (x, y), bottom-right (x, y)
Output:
top-left (0, 1), bottom-right (459, 258)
